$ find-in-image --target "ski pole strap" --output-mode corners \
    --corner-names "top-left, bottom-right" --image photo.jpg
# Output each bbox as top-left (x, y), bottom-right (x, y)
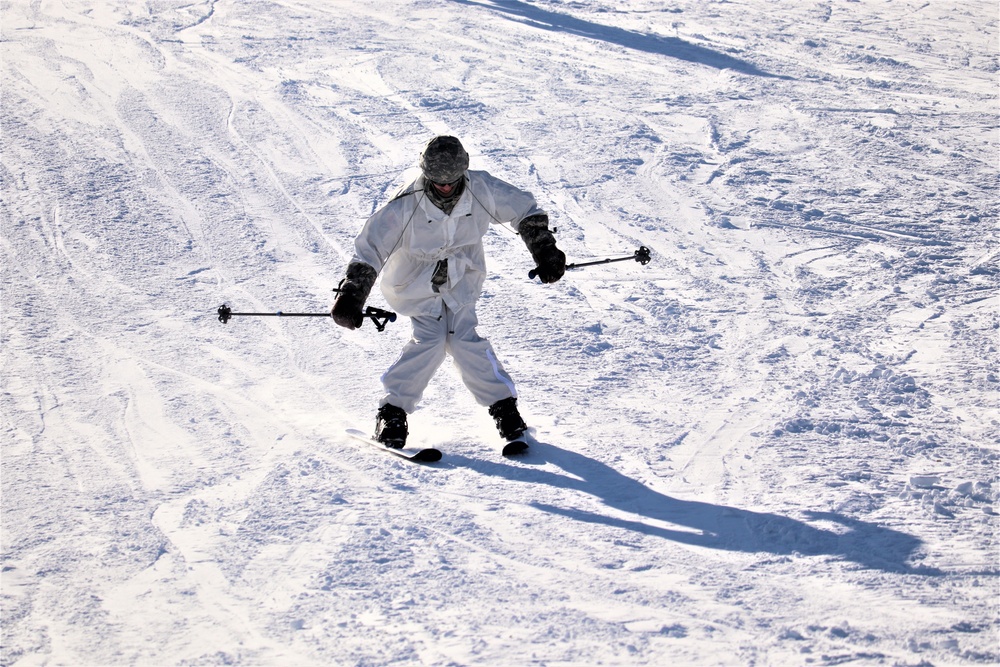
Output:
top-left (217, 304), bottom-right (397, 331)
top-left (529, 245), bottom-right (651, 279)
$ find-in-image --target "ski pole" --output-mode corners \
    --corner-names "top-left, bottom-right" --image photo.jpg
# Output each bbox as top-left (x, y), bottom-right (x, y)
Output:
top-left (216, 304), bottom-right (397, 332)
top-left (529, 245), bottom-right (652, 280)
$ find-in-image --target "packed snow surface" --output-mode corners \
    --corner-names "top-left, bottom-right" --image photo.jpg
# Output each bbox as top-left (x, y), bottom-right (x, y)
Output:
top-left (2, 0), bottom-right (998, 665)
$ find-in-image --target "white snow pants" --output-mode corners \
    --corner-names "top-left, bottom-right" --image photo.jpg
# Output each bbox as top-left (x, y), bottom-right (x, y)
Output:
top-left (380, 304), bottom-right (517, 414)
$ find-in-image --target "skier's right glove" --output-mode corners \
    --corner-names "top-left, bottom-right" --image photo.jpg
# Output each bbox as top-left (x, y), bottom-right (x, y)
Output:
top-left (331, 261), bottom-right (377, 329)
top-left (519, 214), bottom-right (566, 284)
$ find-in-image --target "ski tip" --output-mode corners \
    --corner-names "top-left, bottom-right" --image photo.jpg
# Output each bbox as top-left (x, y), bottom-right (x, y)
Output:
top-left (412, 448), bottom-right (443, 462)
top-left (502, 441), bottom-right (529, 457)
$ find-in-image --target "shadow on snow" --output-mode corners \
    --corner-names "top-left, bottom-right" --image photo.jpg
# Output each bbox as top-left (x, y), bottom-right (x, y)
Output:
top-left (452, 0), bottom-right (787, 78)
top-left (449, 441), bottom-right (933, 575)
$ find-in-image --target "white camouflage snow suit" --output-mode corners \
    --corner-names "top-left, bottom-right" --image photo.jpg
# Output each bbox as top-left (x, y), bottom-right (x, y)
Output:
top-left (350, 171), bottom-right (545, 413)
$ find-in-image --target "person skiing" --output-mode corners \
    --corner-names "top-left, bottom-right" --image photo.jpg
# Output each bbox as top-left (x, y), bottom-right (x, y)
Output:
top-left (331, 135), bottom-right (565, 451)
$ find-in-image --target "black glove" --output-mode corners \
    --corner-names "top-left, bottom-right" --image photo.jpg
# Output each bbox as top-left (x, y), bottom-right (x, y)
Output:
top-left (518, 214), bottom-right (566, 284)
top-left (331, 262), bottom-right (377, 329)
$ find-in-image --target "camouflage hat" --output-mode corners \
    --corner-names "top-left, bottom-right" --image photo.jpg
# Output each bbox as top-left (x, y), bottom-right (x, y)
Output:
top-left (420, 136), bottom-right (469, 183)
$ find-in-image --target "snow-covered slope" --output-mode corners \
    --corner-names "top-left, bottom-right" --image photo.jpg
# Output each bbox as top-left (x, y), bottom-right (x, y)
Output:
top-left (2, 1), bottom-right (997, 664)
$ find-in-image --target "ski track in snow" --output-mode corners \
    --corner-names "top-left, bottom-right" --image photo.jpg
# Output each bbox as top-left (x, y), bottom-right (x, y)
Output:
top-left (2, 0), bottom-right (997, 665)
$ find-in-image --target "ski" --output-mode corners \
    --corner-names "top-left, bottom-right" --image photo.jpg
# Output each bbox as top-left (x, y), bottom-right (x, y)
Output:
top-left (346, 429), bottom-right (442, 463)
top-left (348, 429), bottom-right (531, 460)
top-left (502, 440), bottom-right (529, 457)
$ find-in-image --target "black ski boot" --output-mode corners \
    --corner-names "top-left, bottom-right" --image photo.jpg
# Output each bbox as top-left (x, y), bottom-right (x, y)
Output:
top-left (488, 397), bottom-right (527, 441)
top-left (375, 404), bottom-right (408, 449)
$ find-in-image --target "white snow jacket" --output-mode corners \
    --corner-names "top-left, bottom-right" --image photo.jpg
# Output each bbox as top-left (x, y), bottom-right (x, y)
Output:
top-left (351, 170), bottom-right (544, 317)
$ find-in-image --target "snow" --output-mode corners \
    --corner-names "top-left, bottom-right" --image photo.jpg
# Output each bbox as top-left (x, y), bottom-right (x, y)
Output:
top-left (2, 0), bottom-right (997, 665)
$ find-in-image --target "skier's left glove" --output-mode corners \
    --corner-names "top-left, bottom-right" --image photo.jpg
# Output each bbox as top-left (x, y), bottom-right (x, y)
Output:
top-left (519, 214), bottom-right (566, 284)
top-left (331, 261), bottom-right (377, 329)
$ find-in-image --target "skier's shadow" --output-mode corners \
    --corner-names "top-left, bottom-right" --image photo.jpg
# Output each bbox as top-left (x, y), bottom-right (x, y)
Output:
top-left (453, 441), bottom-right (934, 575)
top-left (450, 0), bottom-right (788, 79)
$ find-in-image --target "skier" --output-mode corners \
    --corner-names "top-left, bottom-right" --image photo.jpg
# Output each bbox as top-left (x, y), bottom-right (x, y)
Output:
top-left (331, 135), bottom-right (565, 450)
